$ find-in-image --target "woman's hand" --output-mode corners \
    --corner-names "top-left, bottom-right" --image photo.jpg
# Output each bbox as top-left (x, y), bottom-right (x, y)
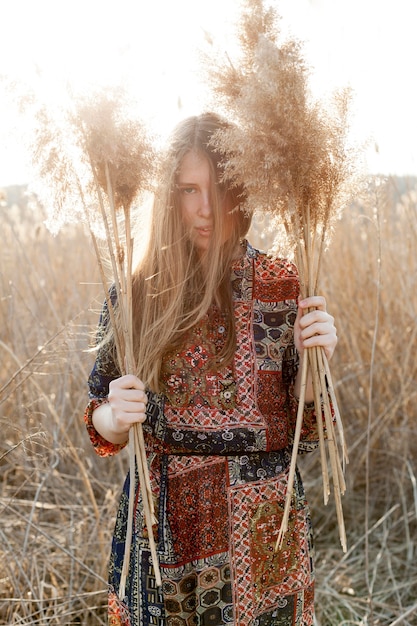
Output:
top-left (294, 296), bottom-right (337, 362)
top-left (107, 375), bottom-right (148, 436)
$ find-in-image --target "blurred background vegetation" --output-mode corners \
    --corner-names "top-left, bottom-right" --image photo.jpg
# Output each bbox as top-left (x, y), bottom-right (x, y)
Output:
top-left (1, 177), bottom-right (416, 624)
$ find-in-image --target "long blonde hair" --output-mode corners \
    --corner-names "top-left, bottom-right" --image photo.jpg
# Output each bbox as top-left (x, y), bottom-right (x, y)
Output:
top-left (132, 112), bottom-right (252, 391)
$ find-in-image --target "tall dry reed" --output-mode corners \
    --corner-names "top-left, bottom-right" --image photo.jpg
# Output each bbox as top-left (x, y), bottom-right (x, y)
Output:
top-left (205, 0), bottom-right (364, 553)
top-left (302, 177), bottom-right (417, 625)
top-left (30, 87), bottom-right (161, 597)
top-left (0, 192), bottom-right (124, 624)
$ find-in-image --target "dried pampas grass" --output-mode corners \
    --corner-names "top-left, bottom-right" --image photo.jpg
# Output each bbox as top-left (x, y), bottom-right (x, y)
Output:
top-left (31, 87), bottom-right (161, 594)
top-left (206, 0), bottom-right (363, 552)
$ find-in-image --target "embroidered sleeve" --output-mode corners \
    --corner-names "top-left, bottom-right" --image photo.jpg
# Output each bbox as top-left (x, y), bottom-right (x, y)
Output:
top-left (84, 290), bottom-right (126, 457)
top-left (84, 397), bottom-right (127, 457)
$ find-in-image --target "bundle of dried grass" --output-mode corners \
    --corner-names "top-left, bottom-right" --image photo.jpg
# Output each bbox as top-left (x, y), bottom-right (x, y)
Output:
top-left (206, 0), bottom-right (362, 552)
top-left (31, 88), bottom-right (161, 596)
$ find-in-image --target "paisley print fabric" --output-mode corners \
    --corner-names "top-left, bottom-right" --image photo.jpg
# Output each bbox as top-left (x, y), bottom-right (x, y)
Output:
top-left (84, 242), bottom-right (324, 625)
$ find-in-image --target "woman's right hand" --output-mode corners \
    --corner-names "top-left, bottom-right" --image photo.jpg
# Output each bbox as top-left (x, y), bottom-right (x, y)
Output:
top-left (107, 374), bottom-right (148, 436)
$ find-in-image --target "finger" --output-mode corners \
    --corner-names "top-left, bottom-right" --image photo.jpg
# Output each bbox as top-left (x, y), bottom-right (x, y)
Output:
top-left (119, 374), bottom-right (146, 390)
top-left (110, 375), bottom-right (146, 391)
top-left (108, 392), bottom-right (148, 413)
top-left (110, 398), bottom-right (148, 423)
top-left (300, 327), bottom-right (328, 345)
top-left (299, 310), bottom-right (334, 331)
top-left (112, 407), bottom-right (147, 429)
top-left (119, 388), bottom-right (148, 403)
top-left (121, 403), bottom-right (148, 419)
top-left (301, 327), bottom-right (336, 345)
top-left (298, 295), bottom-right (327, 312)
top-left (117, 398), bottom-right (148, 413)
top-left (300, 323), bottom-right (337, 356)
top-left (108, 385), bottom-right (147, 404)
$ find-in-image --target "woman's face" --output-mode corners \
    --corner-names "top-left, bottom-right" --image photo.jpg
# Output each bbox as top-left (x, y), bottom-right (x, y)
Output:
top-left (177, 150), bottom-right (234, 255)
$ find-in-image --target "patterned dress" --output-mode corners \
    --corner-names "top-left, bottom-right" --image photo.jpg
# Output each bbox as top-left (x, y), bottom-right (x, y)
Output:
top-left (84, 242), bottom-right (323, 626)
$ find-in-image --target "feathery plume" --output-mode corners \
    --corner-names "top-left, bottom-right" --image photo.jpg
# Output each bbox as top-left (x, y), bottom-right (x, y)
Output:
top-left (31, 87), bottom-right (161, 598)
top-left (206, 0), bottom-right (363, 552)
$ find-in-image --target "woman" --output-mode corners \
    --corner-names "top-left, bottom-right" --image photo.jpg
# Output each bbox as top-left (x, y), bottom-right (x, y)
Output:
top-left (84, 112), bottom-right (337, 626)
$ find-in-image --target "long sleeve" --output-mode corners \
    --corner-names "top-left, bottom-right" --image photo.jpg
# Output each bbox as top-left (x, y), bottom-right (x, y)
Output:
top-left (84, 294), bottom-right (127, 457)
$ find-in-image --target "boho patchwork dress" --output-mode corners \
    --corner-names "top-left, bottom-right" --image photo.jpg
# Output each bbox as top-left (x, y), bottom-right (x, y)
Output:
top-left (84, 242), bottom-right (323, 626)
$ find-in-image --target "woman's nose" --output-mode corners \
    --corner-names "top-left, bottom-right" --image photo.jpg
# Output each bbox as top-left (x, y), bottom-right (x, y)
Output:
top-left (198, 191), bottom-right (212, 216)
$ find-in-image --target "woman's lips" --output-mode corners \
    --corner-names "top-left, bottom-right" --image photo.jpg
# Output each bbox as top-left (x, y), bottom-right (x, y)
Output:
top-left (195, 227), bottom-right (212, 236)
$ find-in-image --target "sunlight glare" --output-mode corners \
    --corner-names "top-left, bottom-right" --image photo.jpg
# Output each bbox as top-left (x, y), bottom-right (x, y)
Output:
top-left (0, 0), bottom-right (416, 185)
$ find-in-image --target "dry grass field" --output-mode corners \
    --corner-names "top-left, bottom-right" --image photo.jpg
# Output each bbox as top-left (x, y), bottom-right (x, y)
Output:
top-left (1, 177), bottom-right (416, 625)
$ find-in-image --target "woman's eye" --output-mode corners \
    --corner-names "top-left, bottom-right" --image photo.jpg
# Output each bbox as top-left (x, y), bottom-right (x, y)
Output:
top-left (178, 185), bottom-right (198, 195)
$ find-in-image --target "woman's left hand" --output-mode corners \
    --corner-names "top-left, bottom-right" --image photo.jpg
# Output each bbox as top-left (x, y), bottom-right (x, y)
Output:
top-left (294, 296), bottom-right (338, 362)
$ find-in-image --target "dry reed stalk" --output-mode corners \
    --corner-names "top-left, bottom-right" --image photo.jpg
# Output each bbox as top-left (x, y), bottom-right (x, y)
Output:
top-left (0, 338), bottom-right (109, 575)
top-left (30, 88), bottom-right (161, 594)
top-left (205, 0), bottom-right (362, 551)
top-left (275, 208), bottom-right (347, 552)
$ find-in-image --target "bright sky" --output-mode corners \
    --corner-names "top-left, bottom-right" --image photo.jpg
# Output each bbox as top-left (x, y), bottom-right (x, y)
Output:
top-left (0, 0), bottom-right (416, 187)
